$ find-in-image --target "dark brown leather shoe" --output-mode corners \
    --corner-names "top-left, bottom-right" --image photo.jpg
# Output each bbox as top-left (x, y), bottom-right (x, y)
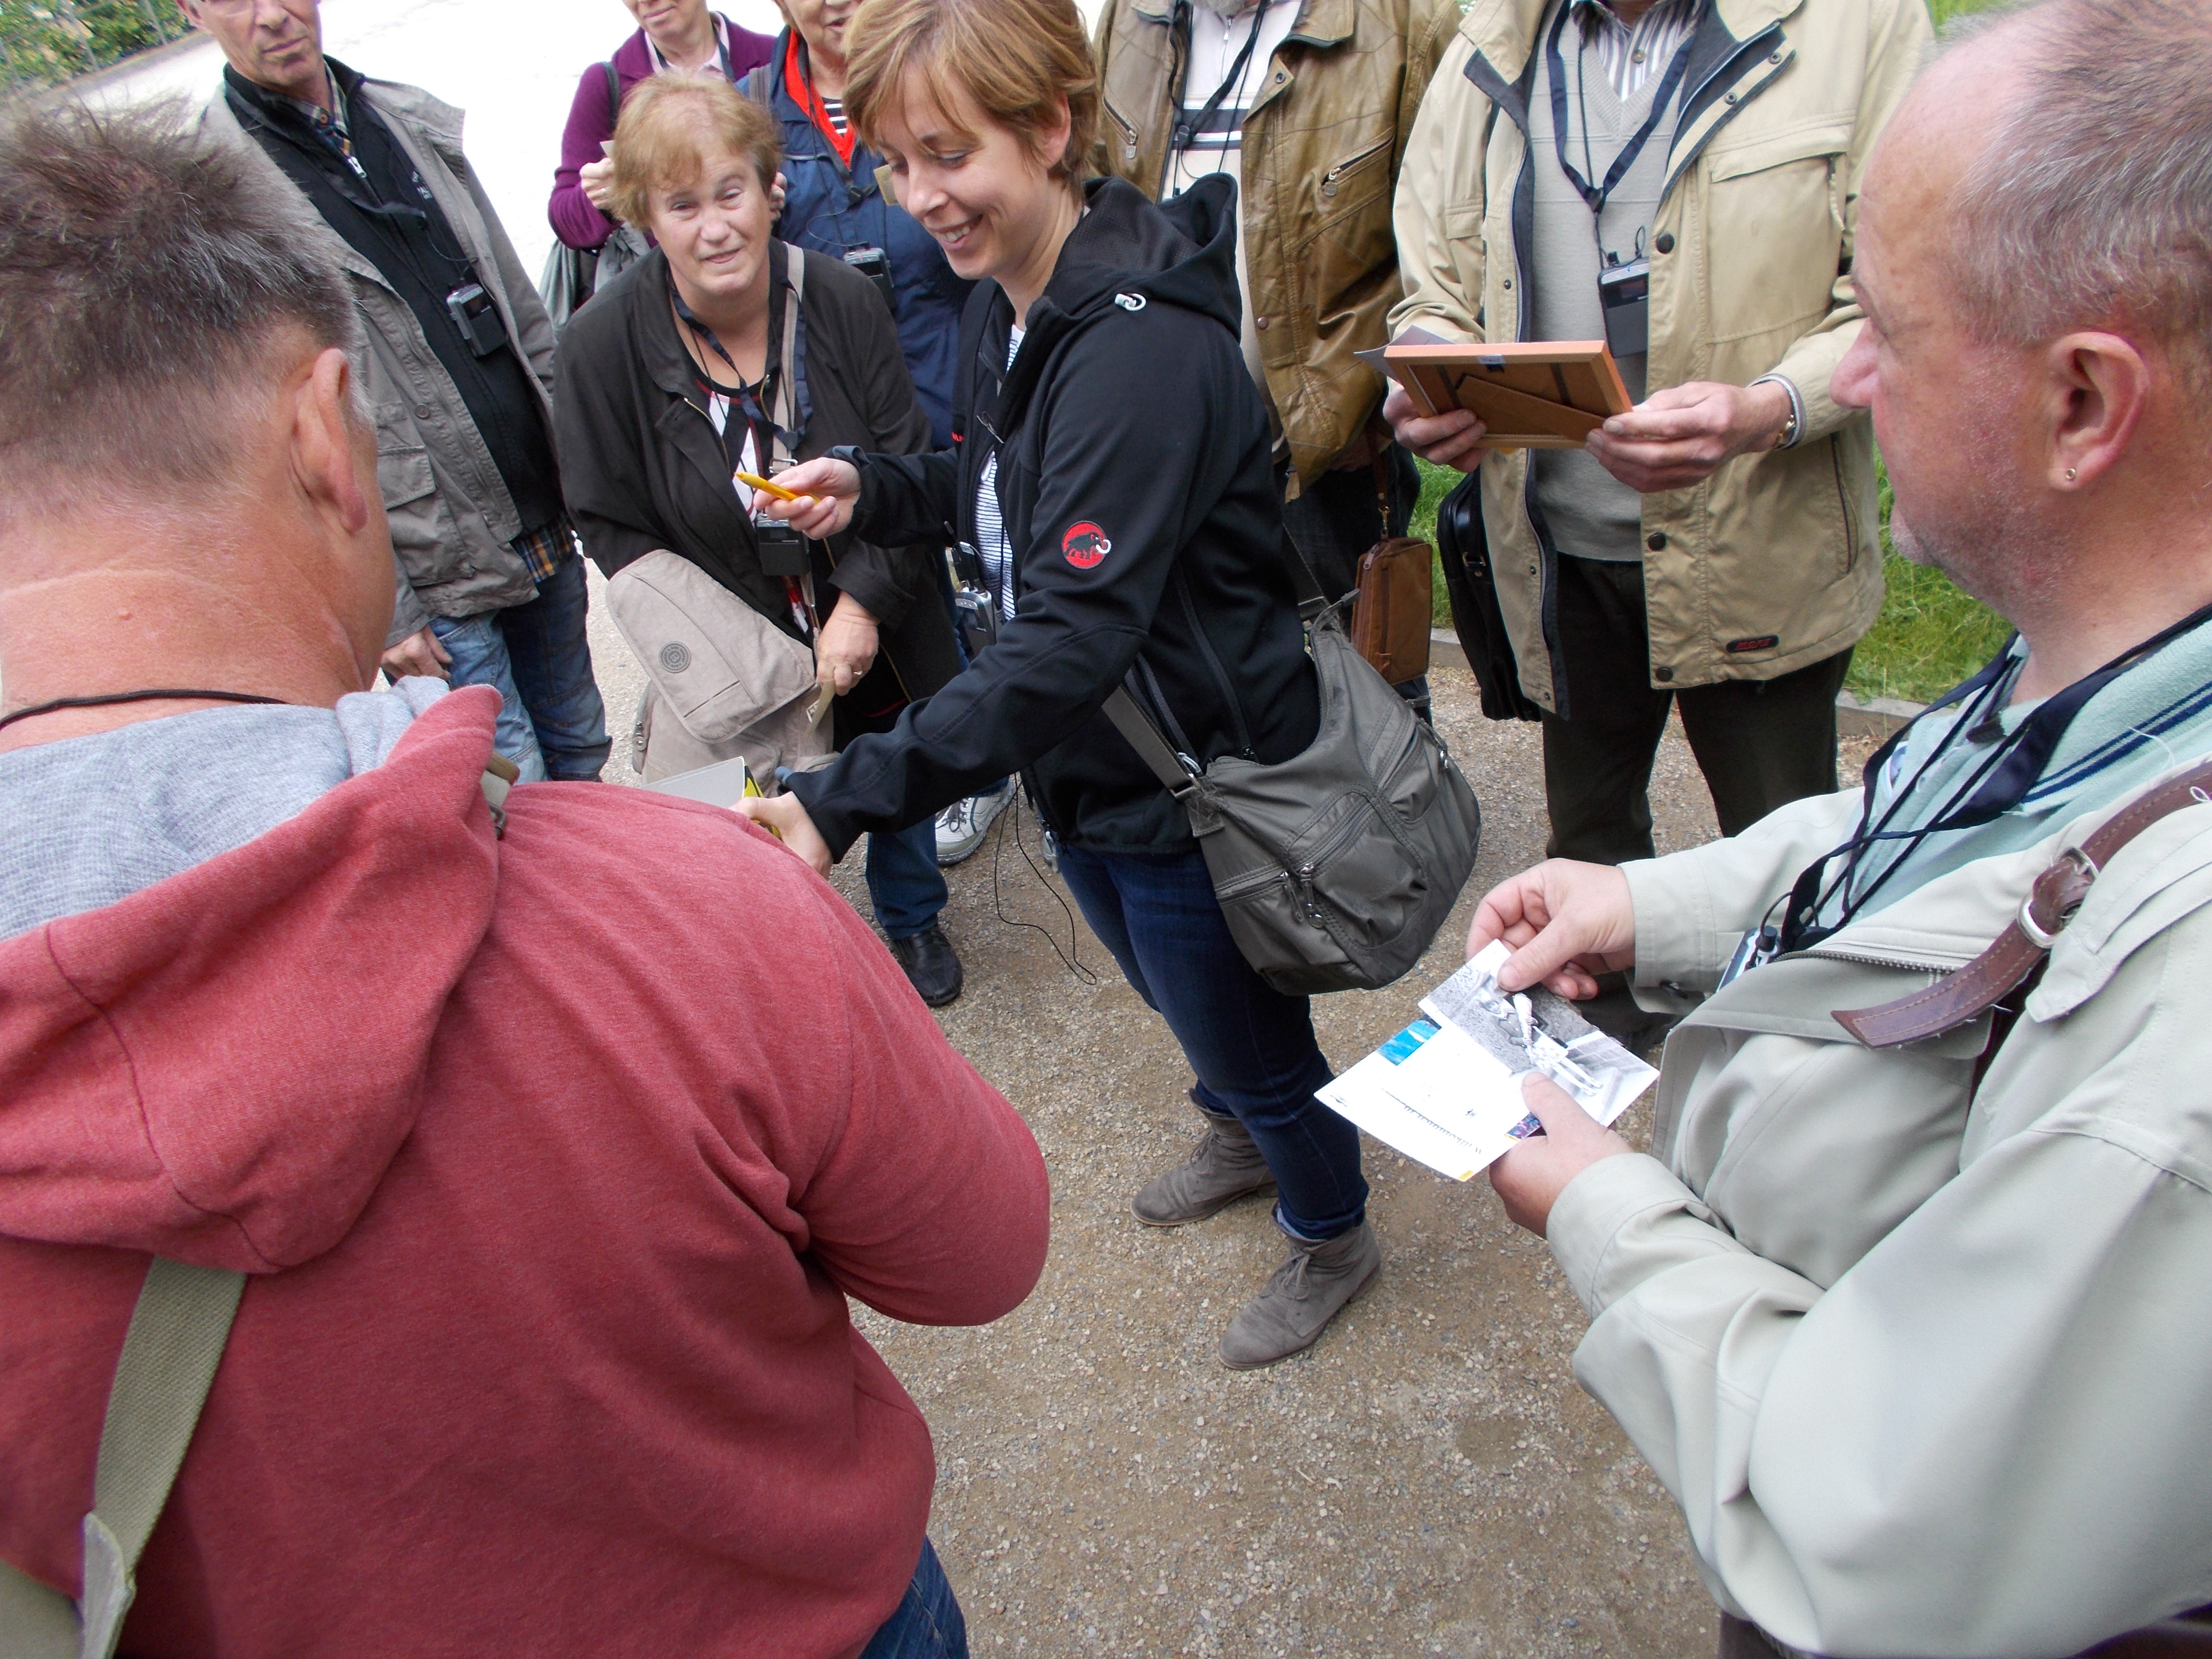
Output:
top-left (888, 926), bottom-right (963, 1008)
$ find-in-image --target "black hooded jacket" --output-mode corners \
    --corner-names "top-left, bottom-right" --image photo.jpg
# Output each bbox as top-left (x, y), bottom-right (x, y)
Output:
top-left (787, 175), bottom-right (1319, 856)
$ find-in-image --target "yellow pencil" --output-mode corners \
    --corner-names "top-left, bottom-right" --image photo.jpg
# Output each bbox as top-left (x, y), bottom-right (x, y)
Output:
top-left (735, 469), bottom-right (799, 501)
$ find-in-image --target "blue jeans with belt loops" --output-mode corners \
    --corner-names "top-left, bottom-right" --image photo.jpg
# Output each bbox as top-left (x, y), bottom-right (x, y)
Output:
top-left (1056, 843), bottom-right (1368, 1240)
top-left (858, 1539), bottom-right (966, 1659)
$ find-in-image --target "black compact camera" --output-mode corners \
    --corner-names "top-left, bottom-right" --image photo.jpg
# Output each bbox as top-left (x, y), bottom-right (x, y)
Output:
top-left (950, 541), bottom-right (1000, 659)
top-left (842, 245), bottom-right (897, 318)
top-left (1597, 256), bottom-right (1650, 360)
top-left (444, 282), bottom-right (506, 359)
top-left (753, 517), bottom-right (811, 577)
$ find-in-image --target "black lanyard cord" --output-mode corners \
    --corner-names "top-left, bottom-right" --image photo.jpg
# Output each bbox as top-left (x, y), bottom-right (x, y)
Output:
top-left (1172, 0), bottom-right (1275, 156)
top-left (0, 689), bottom-right (287, 734)
top-left (1544, 2), bottom-right (1697, 248)
top-left (1780, 595), bottom-right (2212, 950)
top-left (672, 262), bottom-right (793, 459)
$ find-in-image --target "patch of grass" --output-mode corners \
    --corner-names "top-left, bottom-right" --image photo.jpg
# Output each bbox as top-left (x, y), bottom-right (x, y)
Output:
top-left (1850, 464), bottom-right (2013, 703)
top-left (1407, 456), bottom-right (2008, 705)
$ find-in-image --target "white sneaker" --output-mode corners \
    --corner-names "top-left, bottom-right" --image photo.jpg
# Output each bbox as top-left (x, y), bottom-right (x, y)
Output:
top-left (936, 780), bottom-right (1014, 864)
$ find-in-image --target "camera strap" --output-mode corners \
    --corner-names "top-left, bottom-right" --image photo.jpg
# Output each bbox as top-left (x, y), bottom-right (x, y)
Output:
top-left (1776, 595), bottom-right (2212, 954)
top-left (1172, 0), bottom-right (1277, 156)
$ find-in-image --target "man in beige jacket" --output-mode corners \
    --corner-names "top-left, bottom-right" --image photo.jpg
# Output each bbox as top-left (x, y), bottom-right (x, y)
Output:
top-left (1388, 0), bottom-right (1928, 873)
top-left (1465, 2), bottom-right (2212, 1653)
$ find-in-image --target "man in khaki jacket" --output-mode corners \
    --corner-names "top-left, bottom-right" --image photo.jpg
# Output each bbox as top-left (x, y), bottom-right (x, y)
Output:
top-left (1388, 0), bottom-right (1927, 867)
top-left (1092, 0), bottom-right (1459, 670)
top-left (1465, 3), bottom-right (2212, 1652)
top-left (186, 0), bottom-right (609, 784)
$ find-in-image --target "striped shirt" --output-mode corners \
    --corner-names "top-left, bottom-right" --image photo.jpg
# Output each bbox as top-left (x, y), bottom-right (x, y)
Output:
top-left (819, 96), bottom-right (849, 138)
top-left (1568, 0), bottom-right (1704, 101)
top-left (974, 328), bottom-right (1024, 620)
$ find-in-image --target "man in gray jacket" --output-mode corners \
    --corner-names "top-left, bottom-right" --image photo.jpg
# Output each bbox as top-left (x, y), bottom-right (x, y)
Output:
top-left (183, 0), bottom-right (609, 783)
top-left (1465, 2), bottom-right (2212, 1653)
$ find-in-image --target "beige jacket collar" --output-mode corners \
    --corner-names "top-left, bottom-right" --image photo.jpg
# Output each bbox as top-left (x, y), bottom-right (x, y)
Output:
top-left (1457, 0), bottom-right (1804, 85)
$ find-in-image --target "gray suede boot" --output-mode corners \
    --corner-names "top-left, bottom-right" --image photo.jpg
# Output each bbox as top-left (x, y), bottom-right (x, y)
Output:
top-left (1130, 1093), bottom-right (1275, 1226)
top-left (1218, 1220), bottom-right (1381, 1370)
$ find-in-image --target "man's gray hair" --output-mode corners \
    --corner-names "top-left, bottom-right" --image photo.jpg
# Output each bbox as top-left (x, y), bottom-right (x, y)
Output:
top-left (1944, 0), bottom-right (2212, 380)
top-left (0, 97), bottom-right (364, 503)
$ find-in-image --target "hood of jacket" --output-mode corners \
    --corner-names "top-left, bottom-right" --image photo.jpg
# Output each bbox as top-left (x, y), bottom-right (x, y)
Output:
top-left (997, 174), bottom-right (1241, 426)
top-left (0, 689), bottom-right (505, 1274)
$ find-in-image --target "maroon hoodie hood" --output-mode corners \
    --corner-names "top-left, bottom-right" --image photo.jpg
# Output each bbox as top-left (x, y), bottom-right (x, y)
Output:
top-left (0, 687), bottom-right (504, 1273)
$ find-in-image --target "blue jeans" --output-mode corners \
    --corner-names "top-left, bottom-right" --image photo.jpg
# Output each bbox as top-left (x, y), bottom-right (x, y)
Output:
top-left (1057, 844), bottom-right (1367, 1239)
top-left (431, 554), bottom-right (611, 782)
top-left (859, 1539), bottom-right (966, 1659)
top-left (866, 815), bottom-right (947, 940)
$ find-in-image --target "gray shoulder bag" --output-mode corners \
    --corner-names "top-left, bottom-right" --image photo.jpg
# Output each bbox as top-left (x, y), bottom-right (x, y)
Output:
top-left (1101, 546), bottom-right (1481, 995)
top-left (0, 1259), bottom-right (245, 1659)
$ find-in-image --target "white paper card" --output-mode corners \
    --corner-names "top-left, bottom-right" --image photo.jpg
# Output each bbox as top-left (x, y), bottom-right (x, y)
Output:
top-left (1315, 942), bottom-right (1657, 1183)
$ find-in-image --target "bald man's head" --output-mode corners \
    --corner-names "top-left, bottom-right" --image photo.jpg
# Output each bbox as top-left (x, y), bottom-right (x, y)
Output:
top-left (1920, 0), bottom-right (2212, 382)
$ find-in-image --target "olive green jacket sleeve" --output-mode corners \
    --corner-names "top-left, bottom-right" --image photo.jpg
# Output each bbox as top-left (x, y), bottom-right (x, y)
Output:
top-left (1547, 781), bottom-right (2212, 1656)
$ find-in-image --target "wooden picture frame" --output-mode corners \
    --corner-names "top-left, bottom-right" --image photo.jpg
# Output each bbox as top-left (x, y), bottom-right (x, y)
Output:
top-left (1384, 340), bottom-right (1632, 451)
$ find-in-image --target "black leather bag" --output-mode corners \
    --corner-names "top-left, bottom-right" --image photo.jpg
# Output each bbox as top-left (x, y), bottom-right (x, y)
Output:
top-left (1434, 471), bottom-right (1542, 722)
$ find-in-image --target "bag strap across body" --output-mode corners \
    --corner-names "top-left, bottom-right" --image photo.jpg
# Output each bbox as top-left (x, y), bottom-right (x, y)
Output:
top-left (1834, 753), bottom-right (2212, 1047)
top-left (1101, 528), bottom-right (1330, 790)
top-left (0, 1259), bottom-right (246, 1659)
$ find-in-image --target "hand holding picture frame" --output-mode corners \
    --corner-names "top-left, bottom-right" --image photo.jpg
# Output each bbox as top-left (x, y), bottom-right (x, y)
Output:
top-left (1383, 338), bottom-right (1633, 451)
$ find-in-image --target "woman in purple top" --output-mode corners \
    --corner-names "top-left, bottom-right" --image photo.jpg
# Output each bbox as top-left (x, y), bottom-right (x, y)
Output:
top-left (548, 0), bottom-right (776, 252)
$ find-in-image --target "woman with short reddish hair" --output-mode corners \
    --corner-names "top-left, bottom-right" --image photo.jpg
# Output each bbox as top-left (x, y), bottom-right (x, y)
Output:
top-left (745, 0), bottom-right (1383, 1371)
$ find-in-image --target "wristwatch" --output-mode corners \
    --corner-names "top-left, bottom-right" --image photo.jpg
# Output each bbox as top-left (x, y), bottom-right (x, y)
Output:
top-left (1751, 374), bottom-right (1804, 450)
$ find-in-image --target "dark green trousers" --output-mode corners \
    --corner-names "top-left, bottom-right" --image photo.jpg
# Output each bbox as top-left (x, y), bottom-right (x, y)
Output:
top-left (1541, 553), bottom-right (1853, 866)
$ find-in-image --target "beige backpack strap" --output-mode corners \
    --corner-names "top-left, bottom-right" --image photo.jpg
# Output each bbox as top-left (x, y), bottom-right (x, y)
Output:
top-left (0, 1259), bottom-right (246, 1659)
top-left (480, 753), bottom-right (518, 837)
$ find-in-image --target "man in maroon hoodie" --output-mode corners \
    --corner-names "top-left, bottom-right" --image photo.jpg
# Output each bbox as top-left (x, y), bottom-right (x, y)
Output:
top-left (0, 100), bottom-right (1046, 1659)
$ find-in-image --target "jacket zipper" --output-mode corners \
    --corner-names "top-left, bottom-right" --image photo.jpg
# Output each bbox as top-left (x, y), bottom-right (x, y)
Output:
top-left (1106, 103), bottom-right (1142, 166)
top-left (1319, 135), bottom-right (1393, 198)
top-left (1831, 439), bottom-right (1859, 573)
top-left (1802, 944), bottom-right (1971, 976)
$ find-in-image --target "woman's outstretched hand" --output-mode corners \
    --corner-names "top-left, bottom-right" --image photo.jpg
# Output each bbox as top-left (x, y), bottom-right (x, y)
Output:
top-left (762, 457), bottom-right (860, 539)
top-left (738, 793), bottom-right (834, 877)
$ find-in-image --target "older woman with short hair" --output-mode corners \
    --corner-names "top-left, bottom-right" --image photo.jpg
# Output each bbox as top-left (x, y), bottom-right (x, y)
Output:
top-left (554, 74), bottom-right (968, 1008)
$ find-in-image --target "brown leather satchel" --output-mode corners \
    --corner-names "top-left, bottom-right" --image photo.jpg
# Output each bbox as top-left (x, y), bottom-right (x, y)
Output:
top-left (1347, 457), bottom-right (1435, 685)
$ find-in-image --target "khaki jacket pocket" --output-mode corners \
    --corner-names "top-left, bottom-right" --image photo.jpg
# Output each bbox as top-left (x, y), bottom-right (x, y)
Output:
top-left (1700, 125), bottom-right (1852, 347)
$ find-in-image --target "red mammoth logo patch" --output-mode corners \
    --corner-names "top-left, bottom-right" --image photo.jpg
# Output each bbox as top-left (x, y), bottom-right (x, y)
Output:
top-left (1062, 521), bottom-right (1113, 569)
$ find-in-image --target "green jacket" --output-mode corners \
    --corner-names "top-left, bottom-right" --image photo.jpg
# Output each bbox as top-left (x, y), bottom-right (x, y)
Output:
top-left (1092, 0), bottom-right (1459, 491)
top-left (1546, 766), bottom-right (2212, 1652)
top-left (1390, 0), bottom-right (1930, 704)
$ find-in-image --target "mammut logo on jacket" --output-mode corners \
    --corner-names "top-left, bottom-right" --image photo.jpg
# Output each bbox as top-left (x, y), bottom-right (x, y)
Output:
top-left (1063, 523), bottom-right (1113, 568)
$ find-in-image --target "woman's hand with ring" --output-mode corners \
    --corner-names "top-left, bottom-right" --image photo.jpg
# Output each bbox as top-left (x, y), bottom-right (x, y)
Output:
top-left (815, 594), bottom-right (879, 707)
